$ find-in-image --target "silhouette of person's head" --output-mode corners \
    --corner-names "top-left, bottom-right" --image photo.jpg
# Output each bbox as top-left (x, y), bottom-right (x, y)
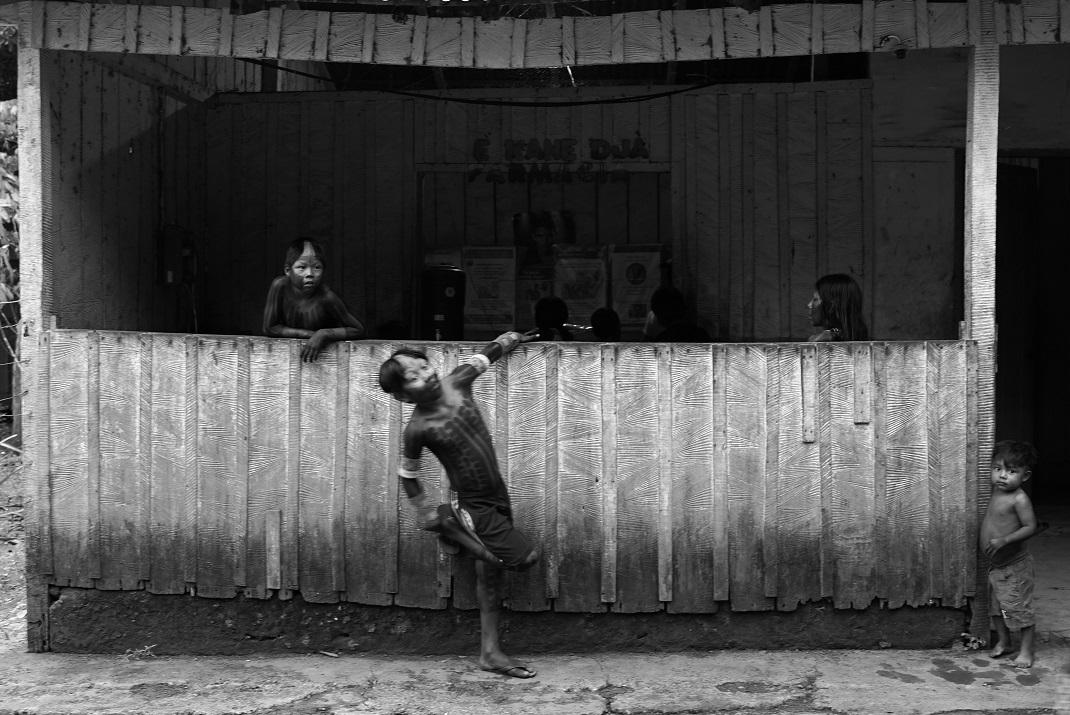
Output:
top-left (534, 296), bottom-right (572, 341)
top-left (590, 307), bottom-right (621, 341)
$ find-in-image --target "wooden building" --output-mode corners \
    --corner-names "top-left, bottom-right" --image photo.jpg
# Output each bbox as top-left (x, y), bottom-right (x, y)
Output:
top-left (16, 0), bottom-right (1065, 652)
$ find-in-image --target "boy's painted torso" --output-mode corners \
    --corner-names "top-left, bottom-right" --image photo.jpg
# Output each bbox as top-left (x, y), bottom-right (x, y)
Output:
top-left (407, 365), bottom-right (505, 499)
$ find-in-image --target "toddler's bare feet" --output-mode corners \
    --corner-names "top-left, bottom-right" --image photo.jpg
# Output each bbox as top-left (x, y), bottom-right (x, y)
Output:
top-left (1011, 651), bottom-right (1034, 668)
top-left (988, 642), bottom-right (1011, 659)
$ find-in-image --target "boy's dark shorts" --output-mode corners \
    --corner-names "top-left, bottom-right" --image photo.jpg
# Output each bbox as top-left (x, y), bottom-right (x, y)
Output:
top-left (988, 551), bottom-right (1035, 630)
top-left (457, 495), bottom-right (535, 570)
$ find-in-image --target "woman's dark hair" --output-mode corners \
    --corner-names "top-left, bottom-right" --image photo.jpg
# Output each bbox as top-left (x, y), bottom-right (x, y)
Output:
top-left (378, 347), bottom-right (428, 394)
top-left (815, 274), bottom-right (869, 341)
top-left (534, 296), bottom-right (573, 341)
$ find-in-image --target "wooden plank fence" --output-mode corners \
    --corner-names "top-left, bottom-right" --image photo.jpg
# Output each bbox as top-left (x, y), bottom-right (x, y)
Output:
top-left (35, 331), bottom-right (977, 612)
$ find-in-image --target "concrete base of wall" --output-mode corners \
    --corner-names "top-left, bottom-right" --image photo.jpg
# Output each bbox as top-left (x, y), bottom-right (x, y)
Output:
top-left (45, 588), bottom-right (969, 655)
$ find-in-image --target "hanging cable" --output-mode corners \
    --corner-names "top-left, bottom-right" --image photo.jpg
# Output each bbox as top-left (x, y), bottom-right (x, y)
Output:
top-left (238, 57), bottom-right (722, 107)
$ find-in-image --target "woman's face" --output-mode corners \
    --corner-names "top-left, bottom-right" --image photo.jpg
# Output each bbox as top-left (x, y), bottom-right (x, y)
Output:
top-left (808, 290), bottom-right (823, 327)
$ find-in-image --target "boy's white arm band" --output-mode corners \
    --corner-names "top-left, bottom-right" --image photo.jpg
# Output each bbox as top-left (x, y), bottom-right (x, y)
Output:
top-left (398, 456), bottom-right (421, 479)
top-left (466, 353), bottom-right (491, 374)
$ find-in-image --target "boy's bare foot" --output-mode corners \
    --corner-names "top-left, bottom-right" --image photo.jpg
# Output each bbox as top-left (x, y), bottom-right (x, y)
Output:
top-left (988, 643), bottom-right (1011, 659)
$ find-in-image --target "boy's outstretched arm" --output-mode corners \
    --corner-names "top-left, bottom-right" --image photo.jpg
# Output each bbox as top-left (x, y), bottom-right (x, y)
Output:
top-left (452, 330), bottom-right (538, 387)
top-left (479, 329), bottom-right (539, 364)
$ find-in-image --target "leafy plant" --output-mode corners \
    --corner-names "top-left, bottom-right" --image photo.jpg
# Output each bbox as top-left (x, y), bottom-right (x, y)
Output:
top-left (0, 99), bottom-right (16, 304)
top-left (0, 98), bottom-right (17, 380)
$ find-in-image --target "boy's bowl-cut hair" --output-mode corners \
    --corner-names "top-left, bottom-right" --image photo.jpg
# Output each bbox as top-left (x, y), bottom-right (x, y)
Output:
top-left (992, 439), bottom-right (1039, 471)
top-left (379, 347), bottom-right (429, 395)
top-left (284, 237), bottom-right (326, 269)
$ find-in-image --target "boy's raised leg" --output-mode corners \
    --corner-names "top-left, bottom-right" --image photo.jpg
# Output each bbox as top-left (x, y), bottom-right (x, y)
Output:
top-left (475, 561), bottom-right (535, 679)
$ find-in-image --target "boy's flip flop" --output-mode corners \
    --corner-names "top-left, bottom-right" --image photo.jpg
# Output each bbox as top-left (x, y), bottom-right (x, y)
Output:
top-left (481, 664), bottom-right (537, 679)
top-left (424, 503), bottom-right (503, 567)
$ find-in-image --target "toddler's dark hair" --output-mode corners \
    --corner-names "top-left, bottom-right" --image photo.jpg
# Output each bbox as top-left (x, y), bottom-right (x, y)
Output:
top-left (284, 237), bottom-right (326, 269)
top-left (379, 348), bottom-right (428, 395)
top-left (992, 440), bottom-right (1038, 471)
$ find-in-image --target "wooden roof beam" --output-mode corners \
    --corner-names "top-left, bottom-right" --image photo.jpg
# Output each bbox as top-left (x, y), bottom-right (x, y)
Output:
top-left (20, 0), bottom-right (1067, 65)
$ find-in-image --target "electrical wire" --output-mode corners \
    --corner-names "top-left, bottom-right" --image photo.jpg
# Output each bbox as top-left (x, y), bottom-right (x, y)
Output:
top-left (239, 57), bottom-right (722, 107)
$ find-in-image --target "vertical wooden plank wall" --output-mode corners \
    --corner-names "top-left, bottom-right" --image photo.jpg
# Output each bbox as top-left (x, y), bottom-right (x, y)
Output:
top-left (202, 82), bottom-right (876, 343)
top-left (204, 91), bottom-right (678, 338)
top-left (674, 83), bottom-right (874, 342)
top-left (40, 0), bottom-right (263, 337)
top-left (43, 334), bottom-right (976, 614)
top-left (204, 93), bottom-right (417, 339)
top-left (43, 41), bottom-right (261, 335)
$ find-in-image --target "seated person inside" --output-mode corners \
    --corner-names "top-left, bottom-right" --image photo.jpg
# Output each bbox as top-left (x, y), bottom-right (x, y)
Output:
top-left (590, 307), bottom-right (622, 341)
top-left (806, 273), bottom-right (869, 342)
top-left (262, 237), bottom-right (366, 361)
top-left (643, 285), bottom-right (710, 342)
top-left (532, 296), bottom-right (574, 341)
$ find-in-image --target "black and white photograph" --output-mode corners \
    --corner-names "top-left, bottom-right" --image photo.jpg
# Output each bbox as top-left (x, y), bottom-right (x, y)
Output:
top-left (0, 0), bottom-right (1066, 712)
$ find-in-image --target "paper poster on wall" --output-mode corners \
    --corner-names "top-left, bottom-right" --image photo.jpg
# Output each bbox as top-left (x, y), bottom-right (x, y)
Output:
top-left (553, 246), bottom-right (607, 325)
top-left (462, 246), bottom-right (515, 338)
top-left (515, 265), bottom-right (553, 330)
top-left (513, 210), bottom-right (576, 272)
top-left (611, 246), bottom-right (662, 327)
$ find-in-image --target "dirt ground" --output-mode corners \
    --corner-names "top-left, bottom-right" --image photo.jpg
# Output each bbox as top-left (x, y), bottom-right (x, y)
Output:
top-left (45, 586), bottom-right (966, 655)
top-left (0, 421), bottom-right (25, 654)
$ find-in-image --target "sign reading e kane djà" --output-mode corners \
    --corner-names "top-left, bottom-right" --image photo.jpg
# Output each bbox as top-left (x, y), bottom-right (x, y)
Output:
top-left (472, 136), bottom-right (651, 162)
top-left (469, 136), bottom-right (651, 184)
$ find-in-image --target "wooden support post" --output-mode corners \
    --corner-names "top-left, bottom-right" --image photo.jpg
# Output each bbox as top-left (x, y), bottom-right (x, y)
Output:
top-left (963, 0), bottom-right (999, 639)
top-left (18, 1), bottom-right (56, 652)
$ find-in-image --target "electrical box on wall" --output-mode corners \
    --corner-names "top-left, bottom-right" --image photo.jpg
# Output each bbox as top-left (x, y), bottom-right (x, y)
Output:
top-left (420, 264), bottom-right (466, 341)
top-left (157, 225), bottom-right (196, 286)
